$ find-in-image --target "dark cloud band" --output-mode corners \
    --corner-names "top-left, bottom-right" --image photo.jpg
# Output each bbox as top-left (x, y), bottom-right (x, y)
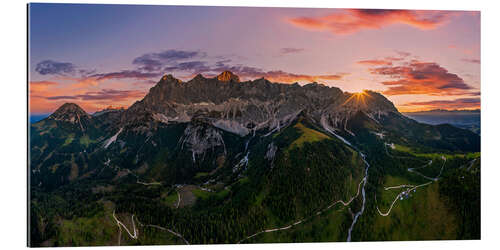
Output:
top-left (35, 60), bottom-right (75, 75)
top-left (132, 49), bottom-right (206, 72)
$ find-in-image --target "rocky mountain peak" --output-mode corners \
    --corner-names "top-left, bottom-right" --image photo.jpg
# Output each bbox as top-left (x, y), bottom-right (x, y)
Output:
top-left (48, 103), bottom-right (91, 126)
top-left (363, 90), bottom-right (398, 111)
top-left (216, 71), bottom-right (240, 82)
top-left (51, 103), bottom-right (87, 116)
top-left (161, 74), bottom-right (182, 84)
top-left (194, 73), bottom-right (205, 79)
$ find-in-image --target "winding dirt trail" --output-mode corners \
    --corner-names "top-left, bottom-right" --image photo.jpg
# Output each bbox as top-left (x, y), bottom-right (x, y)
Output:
top-left (384, 184), bottom-right (414, 190)
top-left (135, 217), bottom-right (190, 245)
top-left (376, 151), bottom-right (447, 217)
top-left (408, 157), bottom-right (446, 181)
top-left (144, 225), bottom-right (190, 245)
top-left (136, 180), bottom-right (162, 186)
top-left (113, 210), bottom-right (190, 245)
top-left (112, 210), bottom-right (138, 244)
top-left (376, 181), bottom-right (432, 216)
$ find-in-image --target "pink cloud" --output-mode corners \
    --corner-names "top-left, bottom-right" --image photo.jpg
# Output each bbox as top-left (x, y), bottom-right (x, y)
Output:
top-left (357, 59), bottom-right (393, 66)
top-left (359, 55), bottom-right (477, 96)
top-left (288, 9), bottom-right (458, 35)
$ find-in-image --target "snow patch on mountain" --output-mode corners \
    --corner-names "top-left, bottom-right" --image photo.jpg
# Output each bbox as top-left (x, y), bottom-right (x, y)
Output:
top-left (104, 128), bottom-right (123, 149)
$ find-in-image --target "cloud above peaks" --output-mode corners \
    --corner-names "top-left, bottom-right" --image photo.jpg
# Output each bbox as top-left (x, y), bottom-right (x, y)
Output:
top-left (288, 9), bottom-right (457, 35)
top-left (357, 53), bottom-right (477, 96)
top-left (371, 60), bottom-right (473, 96)
top-left (132, 49), bottom-right (206, 72)
top-left (35, 60), bottom-right (76, 75)
top-left (357, 59), bottom-right (393, 66)
top-left (34, 48), bottom-right (345, 86)
top-left (461, 58), bottom-right (480, 64)
top-left (127, 49), bottom-right (348, 84)
top-left (279, 47), bottom-right (305, 55)
top-left (90, 70), bottom-right (162, 81)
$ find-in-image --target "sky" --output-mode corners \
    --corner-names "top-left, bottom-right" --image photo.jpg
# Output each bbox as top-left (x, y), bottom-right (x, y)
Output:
top-left (28, 4), bottom-right (480, 114)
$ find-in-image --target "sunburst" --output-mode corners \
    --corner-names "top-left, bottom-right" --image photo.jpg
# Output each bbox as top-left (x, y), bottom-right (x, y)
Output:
top-left (342, 91), bottom-right (371, 107)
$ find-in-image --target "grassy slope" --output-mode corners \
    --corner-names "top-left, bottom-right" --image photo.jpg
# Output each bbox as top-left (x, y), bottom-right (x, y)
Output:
top-left (394, 143), bottom-right (480, 158)
top-left (289, 122), bottom-right (331, 149)
top-left (56, 211), bottom-right (117, 246)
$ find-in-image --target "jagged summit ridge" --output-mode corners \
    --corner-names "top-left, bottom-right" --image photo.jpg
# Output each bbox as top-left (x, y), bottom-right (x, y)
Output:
top-left (124, 72), bottom-right (398, 136)
top-left (44, 73), bottom-right (399, 137)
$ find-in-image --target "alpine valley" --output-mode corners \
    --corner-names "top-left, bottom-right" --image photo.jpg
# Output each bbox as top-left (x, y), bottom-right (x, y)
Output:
top-left (29, 71), bottom-right (480, 246)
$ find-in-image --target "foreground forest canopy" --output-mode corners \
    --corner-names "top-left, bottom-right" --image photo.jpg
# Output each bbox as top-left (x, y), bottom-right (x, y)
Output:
top-left (29, 72), bottom-right (480, 246)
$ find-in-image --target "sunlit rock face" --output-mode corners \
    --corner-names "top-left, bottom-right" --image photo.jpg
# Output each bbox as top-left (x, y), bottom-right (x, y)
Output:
top-left (122, 71), bottom-right (398, 136)
top-left (217, 70), bottom-right (240, 82)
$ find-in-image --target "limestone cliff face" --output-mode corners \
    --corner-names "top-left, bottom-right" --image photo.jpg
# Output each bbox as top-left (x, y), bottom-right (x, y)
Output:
top-left (180, 123), bottom-right (226, 163)
top-left (121, 71), bottom-right (398, 136)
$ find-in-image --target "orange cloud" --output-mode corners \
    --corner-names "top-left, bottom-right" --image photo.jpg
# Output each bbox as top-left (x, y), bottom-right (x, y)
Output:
top-left (288, 9), bottom-right (457, 35)
top-left (357, 59), bottom-right (393, 66)
top-left (29, 81), bottom-right (58, 93)
top-left (399, 97), bottom-right (480, 111)
top-left (30, 96), bottom-right (113, 114)
top-left (55, 75), bottom-right (100, 88)
top-left (30, 92), bottom-right (143, 114)
top-left (29, 78), bottom-right (146, 114)
top-left (448, 44), bottom-right (475, 55)
top-left (29, 96), bottom-right (62, 114)
top-left (384, 56), bottom-right (404, 61)
top-left (364, 59), bottom-right (476, 96)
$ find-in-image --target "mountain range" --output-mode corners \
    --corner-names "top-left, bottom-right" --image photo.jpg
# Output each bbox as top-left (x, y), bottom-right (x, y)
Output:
top-left (29, 71), bottom-right (480, 246)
